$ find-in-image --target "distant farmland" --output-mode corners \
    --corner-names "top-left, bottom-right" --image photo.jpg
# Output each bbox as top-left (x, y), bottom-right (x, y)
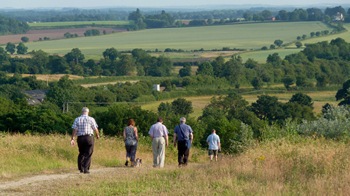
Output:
top-left (24, 21), bottom-right (333, 57)
top-left (28, 20), bottom-right (130, 29)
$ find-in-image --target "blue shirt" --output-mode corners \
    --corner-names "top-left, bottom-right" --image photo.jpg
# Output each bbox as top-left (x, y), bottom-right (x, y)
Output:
top-left (148, 122), bottom-right (168, 138)
top-left (174, 123), bottom-right (193, 141)
top-left (207, 133), bottom-right (220, 150)
top-left (72, 114), bottom-right (98, 136)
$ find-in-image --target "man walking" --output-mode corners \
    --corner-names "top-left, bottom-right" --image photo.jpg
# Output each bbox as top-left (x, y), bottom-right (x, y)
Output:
top-left (206, 129), bottom-right (221, 161)
top-left (173, 117), bottom-right (193, 167)
top-left (71, 107), bottom-right (100, 174)
top-left (148, 117), bottom-right (169, 168)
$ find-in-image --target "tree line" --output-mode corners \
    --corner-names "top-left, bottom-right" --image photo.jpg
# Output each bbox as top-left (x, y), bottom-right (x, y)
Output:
top-left (1, 6), bottom-right (348, 33)
top-left (0, 70), bottom-right (349, 154)
top-left (0, 15), bottom-right (29, 35)
top-left (1, 37), bottom-right (350, 152)
top-left (1, 38), bottom-right (350, 92)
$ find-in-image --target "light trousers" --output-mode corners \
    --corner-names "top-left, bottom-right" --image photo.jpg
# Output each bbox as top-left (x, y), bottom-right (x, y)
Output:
top-left (152, 137), bottom-right (166, 167)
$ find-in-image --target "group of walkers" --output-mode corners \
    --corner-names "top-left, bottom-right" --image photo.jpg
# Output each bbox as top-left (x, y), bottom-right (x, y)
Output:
top-left (70, 107), bottom-right (221, 174)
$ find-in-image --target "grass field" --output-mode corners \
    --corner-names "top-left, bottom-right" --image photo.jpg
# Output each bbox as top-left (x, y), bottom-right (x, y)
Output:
top-left (140, 90), bottom-right (338, 119)
top-left (2, 133), bottom-right (350, 195)
top-left (25, 22), bottom-right (332, 58)
top-left (239, 23), bottom-right (350, 63)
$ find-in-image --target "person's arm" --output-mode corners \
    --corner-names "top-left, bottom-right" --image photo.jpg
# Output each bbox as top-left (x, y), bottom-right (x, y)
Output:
top-left (134, 127), bottom-right (139, 140)
top-left (94, 128), bottom-right (100, 139)
top-left (190, 132), bottom-right (193, 143)
top-left (173, 133), bottom-right (177, 147)
top-left (123, 128), bottom-right (126, 140)
top-left (165, 134), bottom-right (169, 147)
top-left (71, 129), bottom-right (77, 146)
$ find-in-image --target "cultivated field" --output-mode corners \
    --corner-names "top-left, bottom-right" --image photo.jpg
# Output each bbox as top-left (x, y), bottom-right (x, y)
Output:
top-left (0, 28), bottom-right (124, 45)
top-left (28, 21), bottom-right (130, 28)
top-left (23, 22), bottom-right (332, 57)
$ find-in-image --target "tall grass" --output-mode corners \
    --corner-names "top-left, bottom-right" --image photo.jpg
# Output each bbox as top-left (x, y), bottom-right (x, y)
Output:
top-left (0, 133), bottom-right (206, 182)
top-left (2, 133), bottom-right (350, 195)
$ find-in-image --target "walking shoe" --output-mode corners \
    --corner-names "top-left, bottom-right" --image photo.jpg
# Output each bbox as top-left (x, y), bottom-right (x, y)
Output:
top-left (84, 170), bottom-right (90, 174)
top-left (125, 160), bottom-right (129, 166)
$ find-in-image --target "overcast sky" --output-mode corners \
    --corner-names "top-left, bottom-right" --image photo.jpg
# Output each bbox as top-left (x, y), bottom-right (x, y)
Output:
top-left (1, 0), bottom-right (349, 9)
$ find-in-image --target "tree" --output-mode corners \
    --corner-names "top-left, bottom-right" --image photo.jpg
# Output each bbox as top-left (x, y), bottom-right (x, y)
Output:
top-left (103, 48), bottom-right (119, 61)
top-left (289, 93), bottom-right (313, 108)
top-left (6, 42), bottom-right (16, 54)
top-left (30, 50), bottom-right (49, 74)
top-left (21, 36), bottom-right (29, 42)
top-left (0, 47), bottom-right (10, 64)
top-left (179, 64), bottom-right (191, 77)
top-left (266, 53), bottom-right (282, 66)
top-left (336, 79), bottom-right (350, 105)
top-left (64, 48), bottom-right (85, 65)
top-left (251, 76), bottom-right (263, 90)
top-left (251, 95), bottom-right (286, 124)
top-left (16, 43), bottom-right (28, 54)
top-left (171, 98), bottom-right (193, 116)
top-left (274, 39), bottom-right (283, 47)
top-left (197, 62), bottom-right (214, 76)
top-left (295, 41), bottom-right (303, 48)
top-left (282, 75), bottom-right (295, 90)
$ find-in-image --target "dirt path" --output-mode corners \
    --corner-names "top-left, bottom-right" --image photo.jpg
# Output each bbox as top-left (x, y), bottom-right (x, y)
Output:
top-left (0, 164), bottom-right (181, 195)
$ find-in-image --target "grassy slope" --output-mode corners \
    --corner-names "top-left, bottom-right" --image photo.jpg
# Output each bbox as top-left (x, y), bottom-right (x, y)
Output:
top-left (25, 22), bottom-right (331, 57)
top-left (140, 90), bottom-right (338, 119)
top-left (239, 23), bottom-right (350, 63)
top-left (1, 134), bottom-right (350, 195)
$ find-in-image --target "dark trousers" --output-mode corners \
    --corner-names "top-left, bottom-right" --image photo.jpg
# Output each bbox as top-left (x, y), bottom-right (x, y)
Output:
top-left (77, 135), bottom-right (94, 172)
top-left (125, 144), bottom-right (137, 162)
top-left (177, 140), bottom-right (190, 165)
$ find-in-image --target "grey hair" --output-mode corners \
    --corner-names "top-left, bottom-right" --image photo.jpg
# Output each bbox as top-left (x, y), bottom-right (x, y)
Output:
top-left (82, 107), bottom-right (89, 113)
top-left (180, 117), bottom-right (186, 123)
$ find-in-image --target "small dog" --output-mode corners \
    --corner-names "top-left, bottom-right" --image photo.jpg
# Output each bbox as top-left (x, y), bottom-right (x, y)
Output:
top-left (134, 158), bottom-right (142, 167)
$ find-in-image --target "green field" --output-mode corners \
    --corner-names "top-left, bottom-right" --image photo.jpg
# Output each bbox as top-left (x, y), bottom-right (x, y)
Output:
top-left (238, 48), bottom-right (302, 63)
top-left (239, 24), bottom-right (350, 63)
top-left (26, 22), bottom-right (332, 58)
top-left (28, 20), bottom-right (130, 28)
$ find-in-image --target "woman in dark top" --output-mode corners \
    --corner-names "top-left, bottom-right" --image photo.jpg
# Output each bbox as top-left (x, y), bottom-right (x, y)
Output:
top-left (123, 118), bottom-right (139, 167)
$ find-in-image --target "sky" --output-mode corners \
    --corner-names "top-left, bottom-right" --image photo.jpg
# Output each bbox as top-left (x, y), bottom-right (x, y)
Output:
top-left (0, 0), bottom-right (349, 9)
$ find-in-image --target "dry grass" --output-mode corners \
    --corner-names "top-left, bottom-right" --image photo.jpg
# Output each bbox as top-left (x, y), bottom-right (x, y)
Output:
top-left (7, 74), bottom-right (85, 82)
top-left (140, 91), bottom-right (337, 119)
top-left (1, 134), bottom-right (350, 195)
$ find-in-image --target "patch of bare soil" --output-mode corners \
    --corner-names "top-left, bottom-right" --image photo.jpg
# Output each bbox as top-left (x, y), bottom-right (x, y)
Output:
top-left (0, 27), bottom-right (125, 45)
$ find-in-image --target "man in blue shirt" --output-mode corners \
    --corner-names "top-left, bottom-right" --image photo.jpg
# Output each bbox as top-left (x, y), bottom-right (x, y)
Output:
top-left (206, 129), bottom-right (221, 161)
top-left (173, 117), bottom-right (193, 167)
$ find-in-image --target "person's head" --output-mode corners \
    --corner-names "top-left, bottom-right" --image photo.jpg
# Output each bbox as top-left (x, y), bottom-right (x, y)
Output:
top-left (82, 107), bottom-right (89, 114)
top-left (212, 129), bottom-right (216, 133)
top-left (157, 117), bottom-right (163, 123)
top-left (128, 118), bottom-right (135, 126)
top-left (180, 117), bottom-right (186, 123)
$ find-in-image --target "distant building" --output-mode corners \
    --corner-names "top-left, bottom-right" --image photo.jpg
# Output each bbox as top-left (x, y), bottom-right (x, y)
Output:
top-left (23, 90), bottom-right (47, 105)
top-left (153, 84), bottom-right (160, 91)
top-left (334, 12), bottom-right (344, 21)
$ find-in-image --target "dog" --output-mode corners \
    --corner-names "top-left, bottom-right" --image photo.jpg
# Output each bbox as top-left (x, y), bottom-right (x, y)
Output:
top-left (134, 158), bottom-right (142, 167)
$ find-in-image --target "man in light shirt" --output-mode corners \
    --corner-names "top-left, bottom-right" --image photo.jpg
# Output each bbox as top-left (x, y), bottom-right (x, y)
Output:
top-left (206, 129), bottom-right (221, 161)
top-left (148, 117), bottom-right (169, 168)
top-left (71, 107), bottom-right (100, 174)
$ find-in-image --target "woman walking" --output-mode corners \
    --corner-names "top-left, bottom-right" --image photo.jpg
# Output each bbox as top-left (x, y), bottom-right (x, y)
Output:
top-left (123, 118), bottom-right (139, 167)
